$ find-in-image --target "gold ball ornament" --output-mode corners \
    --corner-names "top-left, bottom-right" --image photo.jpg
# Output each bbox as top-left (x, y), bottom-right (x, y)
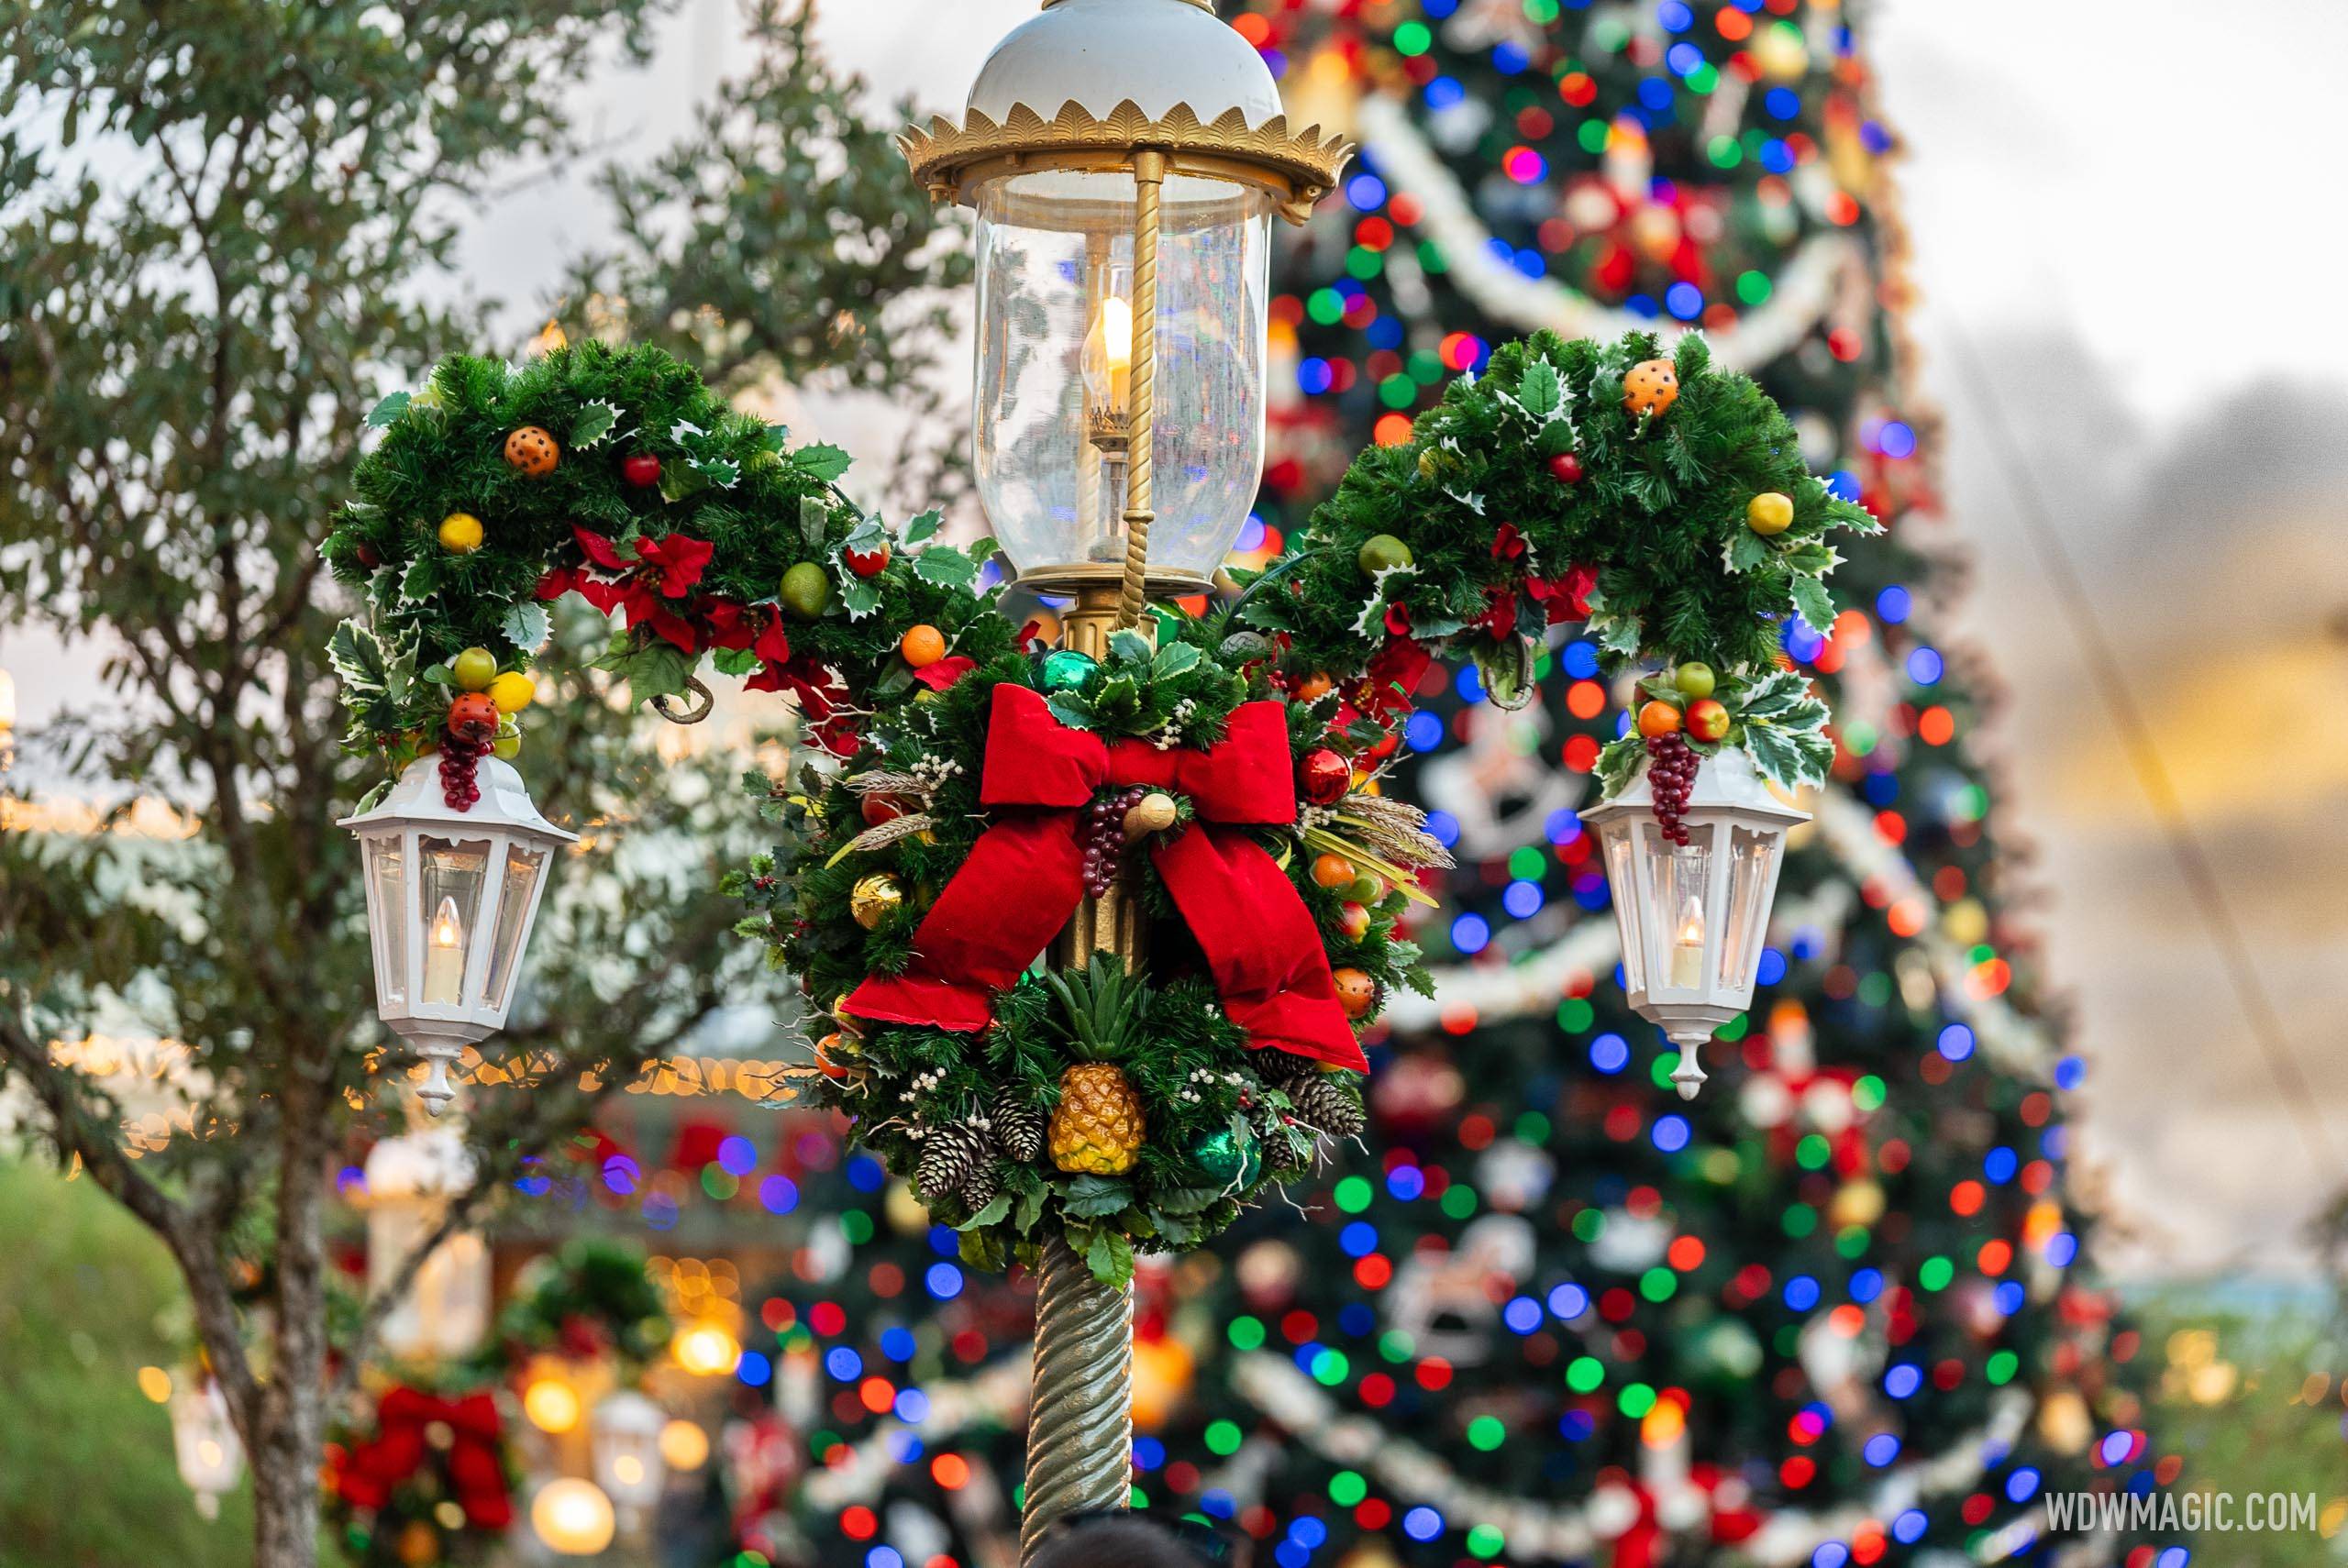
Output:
top-left (504, 425), bottom-right (560, 477)
top-left (849, 873), bottom-right (905, 931)
top-left (1623, 359), bottom-right (1679, 416)
top-left (437, 512), bottom-right (484, 555)
top-left (1745, 491), bottom-right (1795, 536)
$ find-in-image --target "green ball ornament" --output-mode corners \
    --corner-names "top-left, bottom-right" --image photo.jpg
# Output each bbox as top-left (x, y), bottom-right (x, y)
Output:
top-left (1191, 1127), bottom-right (1262, 1186)
top-left (1039, 648), bottom-right (1098, 693)
top-left (781, 561), bottom-right (832, 621)
top-left (1357, 533), bottom-right (1413, 575)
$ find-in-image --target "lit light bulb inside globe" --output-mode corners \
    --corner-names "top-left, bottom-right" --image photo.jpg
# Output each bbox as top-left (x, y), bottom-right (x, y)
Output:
top-left (530, 1478), bottom-right (615, 1556)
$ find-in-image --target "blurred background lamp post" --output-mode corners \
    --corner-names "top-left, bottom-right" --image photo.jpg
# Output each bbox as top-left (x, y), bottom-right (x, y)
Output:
top-left (362, 1121), bottom-right (492, 1363)
top-left (342, 754), bottom-right (576, 1113)
top-left (590, 1389), bottom-right (670, 1530)
top-left (1578, 747), bottom-right (1808, 1099)
top-left (897, 0), bottom-right (1348, 1551)
top-left (170, 1375), bottom-right (244, 1521)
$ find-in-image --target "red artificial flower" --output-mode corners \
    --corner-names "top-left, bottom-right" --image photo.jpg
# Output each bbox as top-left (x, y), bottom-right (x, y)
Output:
top-left (1523, 559), bottom-right (1599, 623)
top-left (1383, 600), bottom-right (1413, 638)
top-left (1015, 618), bottom-right (1048, 652)
top-left (1479, 586), bottom-right (1520, 639)
top-left (1360, 635), bottom-right (1431, 723)
top-left (913, 655), bottom-right (977, 691)
top-left (535, 567), bottom-right (580, 602)
top-left (1490, 520), bottom-right (1526, 560)
top-left (754, 610), bottom-right (792, 668)
top-left (624, 589), bottom-right (699, 653)
top-left (702, 598), bottom-right (757, 651)
top-left (636, 531), bottom-right (714, 598)
top-left (572, 525), bottom-right (631, 572)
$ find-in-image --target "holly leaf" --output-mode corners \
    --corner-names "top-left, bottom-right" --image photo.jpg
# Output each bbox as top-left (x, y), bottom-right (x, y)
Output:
top-left (399, 556), bottom-right (439, 607)
top-left (710, 646), bottom-right (761, 678)
top-left (1595, 734), bottom-right (1644, 799)
top-left (365, 391), bottom-right (410, 429)
top-left (955, 1192), bottom-right (1013, 1231)
top-left (842, 513), bottom-right (889, 553)
top-left (760, 422), bottom-right (792, 452)
top-left (1733, 668), bottom-right (1816, 723)
top-left (327, 621), bottom-right (390, 695)
top-left (1789, 575), bottom-right (1836, 636)
top-left (570, 401), bottom-right (619, 450)
top-left (1743, 718), bottom-right (1833, 792)
top-left (500, 602), bottom-right (549, 651)
top-left (838, 577), bottom-right (883, 621)
top-left (791, 443), bottom-right (853, 483)
top-left (911, 546), bottom-right (979, 592)
top-left (1518, 355), bottom-right (1564, 422)
top-left (690, 455), bottom-right (741, 491)
top-left (1046, 693), bottom-right (1094, 731)
top-left (799, 495), bottom-right (831, 551)
top-left (1150, 640), bottom-right (1202, 680)
top-left (903, 510), bottom-right (944, 545)
top-left (1061, 1174), bottom-right (1134, 1218)
top-left (617, 641), bottom-right (696, 701)
top-left (1150, 1184), bottom-right (1222, 1215)
top-left (1725, 528), bottom-right (1772, 574)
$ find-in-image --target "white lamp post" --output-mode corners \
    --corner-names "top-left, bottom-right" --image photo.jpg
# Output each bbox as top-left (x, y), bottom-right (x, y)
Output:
top-left (171, 1375), bottom-right (244, 1520)
top-left (590, 1390), bottom-right (669, 1523)
top-left (1578, 748), bottom-right (1808, 1099)
top-left (342, 754), bottom-right (576, 1113)
top-left (363, 1123), bottom-right (492, 1362)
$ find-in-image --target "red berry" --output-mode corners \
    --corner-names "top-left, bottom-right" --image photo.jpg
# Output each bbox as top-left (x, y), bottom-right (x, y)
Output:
top-left (622, 453), bottom-right (662, 487)
top-left (1547, 452), bottom-right (1586, 484)
top-left (845, 544), bottom-right (890, 578)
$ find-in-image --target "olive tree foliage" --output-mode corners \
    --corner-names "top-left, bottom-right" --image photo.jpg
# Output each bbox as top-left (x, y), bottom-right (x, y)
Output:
top-left (0, 4), bottom-right (965, 1563)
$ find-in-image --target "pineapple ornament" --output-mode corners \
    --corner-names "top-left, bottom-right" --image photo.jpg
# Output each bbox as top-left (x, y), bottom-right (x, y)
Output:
top-left (1041, 958), bottom-right (1147, 1176)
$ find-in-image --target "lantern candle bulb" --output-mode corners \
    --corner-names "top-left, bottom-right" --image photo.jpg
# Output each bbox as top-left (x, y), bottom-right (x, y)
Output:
top-left (424, 896), bottom-right (465, 1006)
top-left (1669, 894), bottom-right (1705, 989)
top-left (1085, 296), bottom-right (1134, 423)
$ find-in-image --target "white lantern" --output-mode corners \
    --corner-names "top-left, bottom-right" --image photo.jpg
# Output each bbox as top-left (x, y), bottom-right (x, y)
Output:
top-left (902, 0), bottom-right (1349, 598)
top-left (590, 1389), bottom-right (669, 1517)
top-left (1578, 748), bottom-right (1808, 1099)
top-left (529, 1477), bottom-right (616, 1557)
top-left (363, 1125), bottom-right (492, 1361)
top-left (170, 1376), bottom-right (243, 1520)
top-left (341, 754), bottom-right (576, 1112)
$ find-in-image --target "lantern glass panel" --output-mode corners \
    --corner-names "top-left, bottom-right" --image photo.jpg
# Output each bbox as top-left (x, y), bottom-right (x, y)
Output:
top-left (1717, 824), bottom-right (1782, 992)
top-left (971, 167), bottom-right (1272, 585)
top-left (1638, 824), bottom-right (1711, 995)
top-left (1601, 824), bottom-right (1643, 995)
top-left (484, 843), bottom-right (548, 1010)
top-left (364, 837), bottom-right (410, 1008)
top-left (418, 837), bottom-right (492, 1007)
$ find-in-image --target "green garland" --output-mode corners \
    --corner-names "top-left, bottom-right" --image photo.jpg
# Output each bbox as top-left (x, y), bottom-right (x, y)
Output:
top-left (325, 327), bottom-right (1862, 1286)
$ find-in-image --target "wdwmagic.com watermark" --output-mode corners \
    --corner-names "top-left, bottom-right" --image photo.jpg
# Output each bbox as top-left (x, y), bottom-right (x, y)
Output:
top-left (2044, 1491), bottom-right (2322, 1533)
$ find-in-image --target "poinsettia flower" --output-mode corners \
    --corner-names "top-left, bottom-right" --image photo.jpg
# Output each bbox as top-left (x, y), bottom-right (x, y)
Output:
top-left (535, 567), bottom-right (580, 602)
top-left (636, 531), bottom-right (714, 598)
top-left (1479, 586), bottom-right (1520, 638)
top-left (1523, 560), bottom-right (1598, 622)
top-left (1362, 635), bottom-right (1431, 723)
top-left (753, 610), bottom-right (792, 668)
top-left (1383, 600), bottom-right (1413, 638)
top-left (571, 573), bottom-right (630, 615)
top-left (702, 598), bottom-right (756, 650)
top-left (913, 655), bottom-right (977, 691)
top-left (623, 590), bottom-right (699, 653)
top-left (1490, 520), bottom-right (1527, 560)
top-left (572, 525), bottom-right (630, 572)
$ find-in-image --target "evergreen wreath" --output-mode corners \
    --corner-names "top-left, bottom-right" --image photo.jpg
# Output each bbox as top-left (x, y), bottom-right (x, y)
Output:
top-left (325, 327), bottom-right (1864, 1286)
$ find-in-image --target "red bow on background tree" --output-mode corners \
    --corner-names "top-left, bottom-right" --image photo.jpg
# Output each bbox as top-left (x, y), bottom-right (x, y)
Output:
top-left (328, 1386), bottom-right (513, 1531)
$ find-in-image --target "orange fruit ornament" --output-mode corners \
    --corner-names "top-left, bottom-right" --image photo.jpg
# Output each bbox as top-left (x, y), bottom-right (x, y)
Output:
top-left (900, 624), bottom-right (947, 668)
top-left (1332, 966), bottom-right (1378, 1020)
top-left (1311, 853), bottom-right (1357, 889)
top-left (504, 425), bottom-right (559, 477)
top-left (448, 691), bottom-right (501, 742)
top-left (1291, 671), bottom-right (1335, 702)
top-left (1637, 700), bottom-right (1683, 738)
top-left (1623, 359), bottom-right (1679, 416)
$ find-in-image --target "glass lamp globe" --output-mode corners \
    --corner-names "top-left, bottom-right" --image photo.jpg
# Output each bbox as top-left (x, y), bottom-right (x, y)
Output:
top-left (591, 1390), bottom-right (670, 1515)
top-left (1578, 747), bottom-right (1808, 1099)
top-left (171, 1377), bottom-right (244, 1520)
top-left (530, 1478), bottom-right (616, 1557)
top-left (363, 1126), bottom-right (491, 1362)
top-left (902, 0), bottom-right (1349, 596)
top-left (341, 755), bottom-right (576, 1113)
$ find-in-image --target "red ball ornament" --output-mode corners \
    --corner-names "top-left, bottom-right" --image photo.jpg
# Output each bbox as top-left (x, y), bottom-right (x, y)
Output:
top-left (1298, 747), bottom-right (1350, 807)
top-left (1547, 452), bottom-right (1586, 484)
top-left (845, 544), bottom-right (891, 579)
top-left (622, 453), bottom-right (662, 488)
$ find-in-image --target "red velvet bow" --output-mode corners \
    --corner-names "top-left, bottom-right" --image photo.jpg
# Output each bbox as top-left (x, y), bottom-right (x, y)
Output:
top-left (334, 1387), bottom-right (511, 1529)
top-left (844, 684), bottom-right (1365, 1070)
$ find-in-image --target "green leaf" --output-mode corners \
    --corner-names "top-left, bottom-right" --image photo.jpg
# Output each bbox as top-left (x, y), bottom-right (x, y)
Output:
top-left (839, 578), bottom-right (882, 621)
top-left (903, 510), bottom-right (944, 545)
top-left (1151, 1184), bottom-right (1222, 1215)
top-left (1517, 355), bottom-right (1563, 422)
top-left (570, 401), bottom-right (618, 450)
top-left (1013, 1183), bottom-right (1049, 1236)
top-left (618, 642), bottom-right (695, 701)
top-left (1725, 528), bottom-right (1771, 573)
top-left (327, 621), bottom-right (391, 696)
top-left (1046, 693), bottom-right (1094, 731)
top-left (500, 602), bottom-right (548, 650)
top-left (1743, 720), bottom-right (1833, 792)
top-left (843, 513), bottom-right (889, 552)
top-left (365, 392), bottom-right (410, 428)
top-left (710, 646), bottom-right (761, 678)
top-left (799, 496), bottom-right (831, 551)
top-left (1733, 668), bottom-right (1815, 722)
top-left (911, 547), bottom-right (979, 591)
top-left (1108, 629), bottom-right (1154, 666)
top-left (1061, 1174), bottom-right (1133, 1218)
top-left (1594, 735), bottom-right (1643, 799)
top-left (1083, 1225), bottom-right (1134, 1287)
top-left (1788, 575), bottom-right (1835, 636)
top-left (955, 1192), bottom-right (1013, 1231)
top-left (760, 423), bottom-right (792, 452)
top-left (1780, 542), bottom-right (1842, 576)
top-left (1150, 640), bottom-right (1202, 680)
top-left (690, 455), bottom-right (741, 491)
top-left (398, 557), bottom-right (439, 606)
top-left (792, 443), bottom-right (853, 482)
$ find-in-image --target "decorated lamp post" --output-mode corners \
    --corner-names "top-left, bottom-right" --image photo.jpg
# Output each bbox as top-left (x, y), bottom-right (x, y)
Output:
top-left (899, 0), bottom-right (1348, 1549)
top-left (363, 1122), bottom-right (493, 1361)
top-left (171, 1375), bottom-right (245, 1520)
top-left (342, 754), bottom-right (576, 1113)
top-left (589, 1390), bottom-right (669, 1527)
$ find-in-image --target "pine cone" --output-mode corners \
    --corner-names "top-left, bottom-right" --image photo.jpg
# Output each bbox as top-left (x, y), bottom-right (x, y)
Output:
top-left (916, 1121), bottom-right (988, 1203)
top-left (1249, 1100), bottom-right (1310, 1174)
top-left (958, 1156), bottom-right (1002, 1213)
top-left (1279, 1072), bottom-right (1367, 1139)
top-left (991, 1090), bottom-right (1047, 1164)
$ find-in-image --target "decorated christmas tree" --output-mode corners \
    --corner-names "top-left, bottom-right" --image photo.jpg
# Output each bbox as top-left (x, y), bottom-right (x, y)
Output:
top-left (770, 4), bottom-right (2192, 1566)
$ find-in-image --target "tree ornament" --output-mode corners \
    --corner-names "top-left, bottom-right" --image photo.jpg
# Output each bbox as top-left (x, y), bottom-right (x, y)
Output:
top-left (447, 692), bottom-right (500, 744)
top-left (1623, 359), bottom-right (1679, 415)
top-left (1746, 491), bottom-right (1794, 536)
top-left (813, 1033), bottom-right (852, 1080)
top-left (491, 732), bottom-right (521, 762)
top-left (1279, 1070), bottom-right (1367, 1138)
top-left (486, 671), bottom-right (535, 715)
top-left (991, 1089), bottom-right (1047, 1164)
top-left (503, 425), bottom-right (559, 477)
top-left (845, 543), bottom-right (890, 578)
top-left (780, 561), bottom-right (832, 621)
top-left (436, 513), bottom-right (484, 555)
top-left (848, 873), bottom-right (905, 931)
top-left (899, 624), bottom-right (947, 668)
top-left (1546, 451), bottom-right (1586, 484)
top-left (451, 648), bottom-right (497, 692)
top-left (620, 452), bottom-right (661, 488)
top-left (1120, 790), bottom-right (1178, 839)
top-left (1038, 648), bottom-right (1098, 693)
top-left (1644, 730), bottom-right (1696, 846)
top-left (1336, 901), bottom-right (1372, 942)
top-left (1673, 661), bottom-right (1716, 698)
top-left (1331, 967), bottom-right (1377, 1020)
top-left (1636, 700), bottom-right (1683, 738)
top-left (1049, 1062), bottom-right (1145, 1175)
top-left (1080, 785), bottom-right (1150, 897)
top-left (1290, 671), bottom-right (1335, 702)
top-left (915, 1121), bottom-right (990, 1203)
top-left (1357, 534), bottom-right (1413, 575)
top-left (1298, 747), bottom-right (1350, 807)
top-left (1190, 1127), bottom-right (1262, 1186)
top-left (1217, 630), bottom-right (1273, 665)
top-left (860, 792), bottom-right (909, 827)
top-left (1685, 697), bottom-right (1729, 742)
